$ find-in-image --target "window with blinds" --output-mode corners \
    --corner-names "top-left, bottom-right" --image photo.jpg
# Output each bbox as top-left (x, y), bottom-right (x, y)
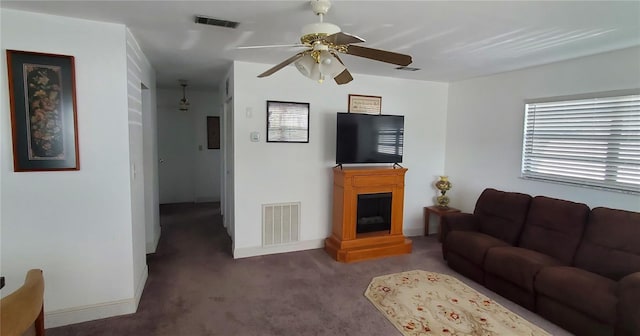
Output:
top-left (522, 93), bottom-right (640, 194)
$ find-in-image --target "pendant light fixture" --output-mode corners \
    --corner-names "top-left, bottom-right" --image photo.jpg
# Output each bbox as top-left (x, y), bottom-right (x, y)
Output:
top-left (179, 80), bottom-right (190, 111)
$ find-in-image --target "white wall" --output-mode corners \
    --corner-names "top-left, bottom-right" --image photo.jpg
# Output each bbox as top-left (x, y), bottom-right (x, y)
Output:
top-left (125, 30), bottom-right (157, 303)
top-left (232, 61), bottom-right (449, 257)
top-left (445, 47), bottom-right (640, 213)
top-left (157, 88), bottom-right (221, 204)
top-left (0, 9), bottom-right (140, 327)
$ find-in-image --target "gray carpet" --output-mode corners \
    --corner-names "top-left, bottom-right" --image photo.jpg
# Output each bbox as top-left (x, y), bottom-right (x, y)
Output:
top-left (47, 203), bottom-right (571, 336)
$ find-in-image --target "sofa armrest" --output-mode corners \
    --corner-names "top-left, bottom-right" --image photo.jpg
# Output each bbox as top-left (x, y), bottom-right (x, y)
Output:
top-left (440, 213), bottom-right (480, 243)
top-left (617, 272), bottom-right (640, 336)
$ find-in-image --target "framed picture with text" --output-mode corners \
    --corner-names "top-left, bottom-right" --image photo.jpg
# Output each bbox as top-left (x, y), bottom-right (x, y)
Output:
top-left (266, 101), bottom-right (310, 143)
top-left (7, 50), bottom-right (80, 171)
top-left (348, 94), bottom-right (382, 114)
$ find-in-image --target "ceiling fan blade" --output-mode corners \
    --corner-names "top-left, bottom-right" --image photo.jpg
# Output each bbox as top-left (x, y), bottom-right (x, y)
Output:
top-left (334, 69), bottom-right (353, 85)
top-left (345, 45), bottom-right (412, 66)
top-left (237, 44), bottom-right (306, 50)
top-left (331, 53), bottom-right (353, 85)
top-left (322, 32), bottom-right (365, 46)
top-left (257, 52), bottom-right (306, 78)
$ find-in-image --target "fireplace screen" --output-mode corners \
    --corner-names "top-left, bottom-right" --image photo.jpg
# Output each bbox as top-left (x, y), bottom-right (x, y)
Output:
top-left (356, 192), bottom-right (392, 234)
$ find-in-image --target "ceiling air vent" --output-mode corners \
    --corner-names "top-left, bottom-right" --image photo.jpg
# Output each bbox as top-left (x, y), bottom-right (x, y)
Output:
top-left (395, 66), bottom-right (421, 72)
top-left (195, 15), bottom-right (239, 29)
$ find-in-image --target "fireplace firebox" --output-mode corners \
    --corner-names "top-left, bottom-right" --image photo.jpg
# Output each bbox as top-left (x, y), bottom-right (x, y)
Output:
top-left (357, 193), bottom-right (392, 234)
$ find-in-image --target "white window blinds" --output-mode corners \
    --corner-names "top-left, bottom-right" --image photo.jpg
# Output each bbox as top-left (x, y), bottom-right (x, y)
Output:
top-left (522, 93), bottom-right (640, 194)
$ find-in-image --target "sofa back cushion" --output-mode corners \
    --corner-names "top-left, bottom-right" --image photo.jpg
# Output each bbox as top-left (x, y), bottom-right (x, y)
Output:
top-left (518, 196), bottom-right (590, 264)
top-left (474, 188), bottom-right (532, 245)
top-left (573, 207), bottom-right (640, 280)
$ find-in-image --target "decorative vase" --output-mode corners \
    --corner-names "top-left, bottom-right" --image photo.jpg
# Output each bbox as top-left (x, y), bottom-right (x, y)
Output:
top-left (435, 176), bottom-right (452, 208)
top-left (436, 194), bottom-right (450, 208)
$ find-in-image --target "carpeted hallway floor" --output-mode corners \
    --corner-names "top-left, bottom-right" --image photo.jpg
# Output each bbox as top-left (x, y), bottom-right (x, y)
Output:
top-left (47, 203), bottom-right (571, 336)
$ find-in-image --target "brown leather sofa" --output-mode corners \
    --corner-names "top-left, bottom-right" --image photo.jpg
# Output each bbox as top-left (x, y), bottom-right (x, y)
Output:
top-left (441, 188), bottom-right (640, 336)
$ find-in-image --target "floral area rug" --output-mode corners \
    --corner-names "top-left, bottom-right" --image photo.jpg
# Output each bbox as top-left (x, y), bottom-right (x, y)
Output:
top-left (364, 270), bottom-right (550, 336)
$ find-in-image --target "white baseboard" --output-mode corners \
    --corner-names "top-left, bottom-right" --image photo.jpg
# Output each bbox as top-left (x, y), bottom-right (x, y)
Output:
top-left (146, 226), bottom-right (161, 253)
top-left (233, 239), bottom-right (324, 259)
top-left (45, 298), bottom-right (136, 329)
top-left (45, 266), bottom-right (149, 329)
top-left (134, 265), bottom-right (148, 308)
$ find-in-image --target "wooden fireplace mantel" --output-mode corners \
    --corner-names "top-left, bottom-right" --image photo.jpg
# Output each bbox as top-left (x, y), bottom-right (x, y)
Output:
top-left (325, 166), bottom-right (412, 262)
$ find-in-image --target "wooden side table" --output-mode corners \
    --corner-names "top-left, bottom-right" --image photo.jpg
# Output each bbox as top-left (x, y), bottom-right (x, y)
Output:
top-left (424, 205), bottom-right (461, 242)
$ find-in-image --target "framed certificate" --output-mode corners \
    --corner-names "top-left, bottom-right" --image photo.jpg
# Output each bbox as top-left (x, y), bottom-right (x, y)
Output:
top-left (348, 94), bottom-right (382, 114)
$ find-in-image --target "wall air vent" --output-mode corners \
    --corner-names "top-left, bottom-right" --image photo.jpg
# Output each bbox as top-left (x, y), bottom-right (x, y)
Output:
top-left (395, 66), bottom-right (421, 72)
top-left (195, 15), bottom-right (239, 29)
top-left (262, 202), bottom-right (300, 247)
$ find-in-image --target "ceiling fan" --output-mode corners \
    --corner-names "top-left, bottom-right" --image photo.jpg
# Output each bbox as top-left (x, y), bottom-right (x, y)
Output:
top-left (241, 0), bottom-right (413, 85)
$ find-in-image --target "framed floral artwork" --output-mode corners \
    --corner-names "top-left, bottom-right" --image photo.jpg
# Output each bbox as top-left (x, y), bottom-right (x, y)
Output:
top-left (6, 50), bottom-right (80, 171)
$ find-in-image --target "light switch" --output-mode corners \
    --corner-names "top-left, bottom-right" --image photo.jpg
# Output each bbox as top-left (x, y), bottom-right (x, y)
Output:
top-left (250, 131), bottom-right (260, 142)
top-left (246, 107), bottom-right (253, 118)
top-left (198, 145), bottom-right (203, 151)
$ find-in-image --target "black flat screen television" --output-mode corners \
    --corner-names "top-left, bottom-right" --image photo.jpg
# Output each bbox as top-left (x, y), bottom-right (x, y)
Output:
top-left (336, 112), bottom-right (404, 164)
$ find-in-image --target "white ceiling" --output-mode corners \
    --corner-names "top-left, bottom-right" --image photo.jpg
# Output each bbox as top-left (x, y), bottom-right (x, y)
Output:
top-left (3, 1), bottom-right (639, 89)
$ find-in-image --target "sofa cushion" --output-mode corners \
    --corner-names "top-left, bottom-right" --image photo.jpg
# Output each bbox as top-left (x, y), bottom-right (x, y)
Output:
top-left (537, 296), bottom-right (615, 336)
top-left (518, 196), bottom-right (589, 264)
top-left (445, 231), bottom-right (509, 265)
top-left (440, 213), bottom-right (479, 244)
top-left (574, 207), bottom-right (640, 281)
top-left (618, 272), bottom-right (640, 336)
top-left (484, 246), bottom-right (563, 292)
top-left (474, 188), bottom-right (532, 245)
top-left (535, 266), bottom-right (617, 324)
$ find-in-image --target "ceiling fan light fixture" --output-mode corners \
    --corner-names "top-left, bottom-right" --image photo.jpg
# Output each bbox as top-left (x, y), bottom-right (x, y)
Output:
top-left (295, 51), bottom-right (344, 84)
top-left (295, 54), bottom-right (316, 77)
top-left (318, 51), bottom-right (345, 78)
top-left (295, 54), bottom-right (323, 83)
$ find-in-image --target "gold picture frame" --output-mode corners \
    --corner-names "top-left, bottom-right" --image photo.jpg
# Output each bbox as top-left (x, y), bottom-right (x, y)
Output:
top-left (348, 94), bottom-right (382, 114)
